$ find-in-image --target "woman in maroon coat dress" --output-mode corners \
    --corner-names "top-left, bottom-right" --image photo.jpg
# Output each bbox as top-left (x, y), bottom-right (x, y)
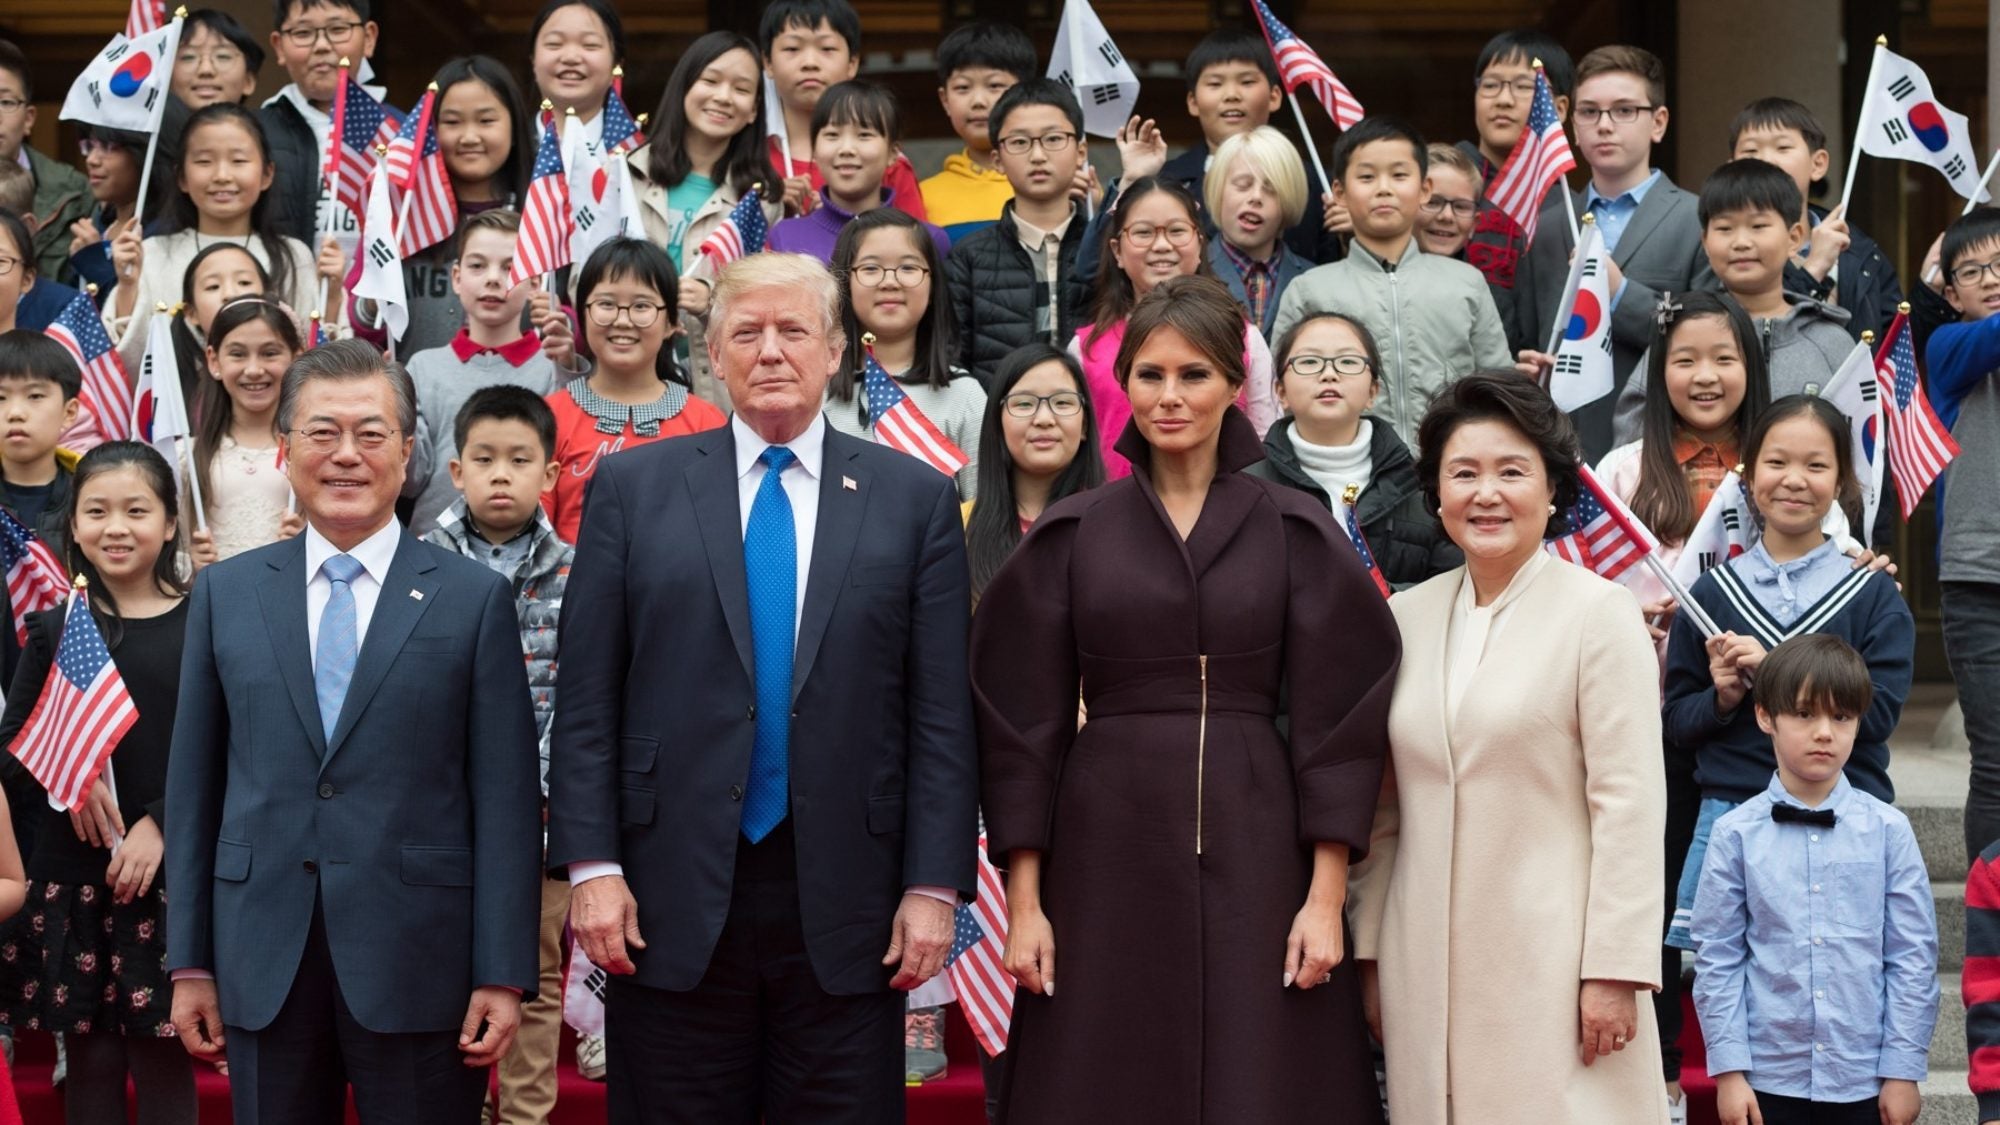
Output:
top-left (970, 275), bottom-right (1401, 1123)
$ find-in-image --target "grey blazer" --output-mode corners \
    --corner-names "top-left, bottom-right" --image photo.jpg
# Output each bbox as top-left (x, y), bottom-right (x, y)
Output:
top-left (165, 530), bottom-right (543, 1034)
top-left (1509, 174), bottom-right (1719, 459)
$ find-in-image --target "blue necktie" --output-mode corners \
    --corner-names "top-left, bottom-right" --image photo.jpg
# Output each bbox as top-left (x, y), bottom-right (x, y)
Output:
top-left (315, 553), bottom-right (364, 741)
top-left (742, 447), bottom-right (797, 842)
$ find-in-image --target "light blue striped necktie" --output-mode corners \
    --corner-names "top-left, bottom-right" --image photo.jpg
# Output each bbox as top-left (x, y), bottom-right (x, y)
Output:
top-left (315, 553), bottom-right (365, 740)
top-left (741, 446), bottom-right (796, 842)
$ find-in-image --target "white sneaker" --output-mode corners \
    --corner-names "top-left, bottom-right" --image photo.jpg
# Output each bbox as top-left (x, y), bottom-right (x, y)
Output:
top-left (577, 1033), bottom-right (607, 1082)
top-left (1666, 1092), bottom-right (1688, 1125)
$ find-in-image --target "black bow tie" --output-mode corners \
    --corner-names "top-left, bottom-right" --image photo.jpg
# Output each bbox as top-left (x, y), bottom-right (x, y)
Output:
top-left (1770, 803), bottom-right (1837, 827)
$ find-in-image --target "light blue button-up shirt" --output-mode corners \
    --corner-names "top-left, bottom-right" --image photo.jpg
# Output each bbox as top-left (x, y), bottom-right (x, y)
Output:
top-left (1691, 773), bottom-right (1938, 1101)
top-left (1584, 168), bottom-right (1664, 253)
top-left (1738, 537), bottom-right (1849, 627)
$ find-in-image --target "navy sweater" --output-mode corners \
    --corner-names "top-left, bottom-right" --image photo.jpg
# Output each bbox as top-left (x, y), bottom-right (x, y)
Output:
top-left (1661, 558), bottom-right (1913, 804)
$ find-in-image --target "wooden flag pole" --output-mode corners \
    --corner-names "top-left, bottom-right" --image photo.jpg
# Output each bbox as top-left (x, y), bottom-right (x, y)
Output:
top-left (1838, 36), bottom-right (1888, 215)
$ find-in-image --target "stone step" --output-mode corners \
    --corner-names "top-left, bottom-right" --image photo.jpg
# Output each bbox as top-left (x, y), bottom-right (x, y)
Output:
top-left (1913, 802), bottom-right (1971, 884)
top-left (1935, 973), bottom-right (1966, 1071)
top-left (1941, 881), bottom-right (1968, 973)
top-left (1921, 1071), bottom-right (1980, 1124)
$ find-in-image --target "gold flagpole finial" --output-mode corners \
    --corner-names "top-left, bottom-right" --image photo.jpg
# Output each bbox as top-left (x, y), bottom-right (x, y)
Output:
top-left (862, 331), bottom-right (878, 346)
top-left (1581, 212), bottom-right (1597, 224)
top-left (565, 105), bottom-right (578, 117)
top-left (1898, 300), bottom-right (1912, 314)
top-left (613, 65), bottom-right (625, 78)
top-left (173, 6), bottom-right (189, 19)
top-left (427, 81), bottom-right (440, 93)
top-left (154, 302), bottom-right (169, 313)
top-left (636, 113), bottom-right (649, 128)
top-left (1862, 330), bottom-right (1876, 345)
top-left (339, 56), bottom-right (352, 68)
top-left (1531, 57), bottom-right (1545, 70)
top-left (375, 143), bottom-right (388, 157)
top-left (71, 573), bottom-right (87, 591)
top-left (1875, 34), bottom-right (1888, 45)
top-left (540, 99), bottom-right (555, 112)
top-left (84, 283), bottom-right (99, 298)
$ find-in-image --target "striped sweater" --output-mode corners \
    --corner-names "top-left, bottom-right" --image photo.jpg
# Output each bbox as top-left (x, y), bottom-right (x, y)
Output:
top-left (1965, 841), bottom-right (2000, 1119)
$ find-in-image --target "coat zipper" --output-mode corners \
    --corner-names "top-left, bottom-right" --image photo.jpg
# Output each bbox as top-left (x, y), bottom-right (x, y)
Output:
top-left (1387, 266), bottom-right (1408, 438)
top-left (1196, 653), bottom-right (1209, 855)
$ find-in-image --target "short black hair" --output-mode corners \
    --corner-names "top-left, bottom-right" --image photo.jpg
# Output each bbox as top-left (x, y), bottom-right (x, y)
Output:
top-left (1728, 96), bottom-right (1827, 154)
top-left (272, 0), bottom-right (368, 26)
top-left (1755, 633), bottom-right (1874, 719)
top-left (810, 80), bottom-right (900, 143)
top-left (1473, 30), bottom-right (1574, 98)
top-left (758, 0), bottom-right (862, 56)
top-left (1941, 206), bottom-right (2000, 280)
top-left (937, 21), bottom-right (1037, 84)
top-left (1699, 158), bottom-right (1804, 227)
top-left (185, 9), bottom-right (267, 76)
top-left (0, 40), bottom-right (30, 101)
top-left (1184, 28), bottom-right (1280, 93)
top-left (1416, 372), bottom-right (1581, 520)
top-left (989, 79), bottom-right (1084, 149)
top-left (529, 0), bottom-right (625, 64)
top-left (574, 238), bottom-right (684, 386)
top-left (455, 385), bottom-right (558, 459)
top-left (1332, 115), bottom-right (1428, 182)
top-left (0, 330), bottom-right (84, 401)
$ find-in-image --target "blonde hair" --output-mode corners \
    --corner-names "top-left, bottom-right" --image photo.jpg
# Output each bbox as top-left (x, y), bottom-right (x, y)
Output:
top-left (708, 252), bottom-right (846, 354)
top-left (1203, 126), bottom-right (1309, 231)
top-left (1424, 142), bottom-right (1477, 183)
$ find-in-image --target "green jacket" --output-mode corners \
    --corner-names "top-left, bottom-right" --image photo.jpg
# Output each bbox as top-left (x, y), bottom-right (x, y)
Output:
top-left (26, 148), bottom-right (91, 286)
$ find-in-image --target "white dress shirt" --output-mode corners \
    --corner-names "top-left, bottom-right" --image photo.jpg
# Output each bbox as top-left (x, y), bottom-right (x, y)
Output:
top-left (305, 519), bottom-right (403, 668)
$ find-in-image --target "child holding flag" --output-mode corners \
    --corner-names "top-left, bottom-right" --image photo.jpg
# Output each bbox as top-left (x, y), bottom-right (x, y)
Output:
top-left (258, 0), bottom-right (380, 246)
top-left (825, 208), bottom-right (986, 502)
top-left (0, 442), bottom-right (192, 1125)
top-left (767, 82), bottom-right (950, 265)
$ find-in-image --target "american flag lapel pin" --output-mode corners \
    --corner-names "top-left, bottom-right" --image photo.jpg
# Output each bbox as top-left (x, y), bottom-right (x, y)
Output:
top-left (409, 589), bottom-right (424, 601)
top-left (842, 476), bottom-right (857, 491)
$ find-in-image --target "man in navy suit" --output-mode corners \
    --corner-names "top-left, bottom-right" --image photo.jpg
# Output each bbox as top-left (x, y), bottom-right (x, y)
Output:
top-left (549, 252), bottom-right (979, 1123)
top-left (165, 339), bottom-right (542, 1124)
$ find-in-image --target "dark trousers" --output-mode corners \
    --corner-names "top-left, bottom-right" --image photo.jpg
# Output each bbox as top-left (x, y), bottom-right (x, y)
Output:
top-left (1945, 581), bottom-right (2000, 860)
top-left (1750, 1090), bottom-right (1881, 1124)
top-left (1657, 735), bottom-right (1701, 1082)
top-left (224, 896), bottom-right (488, 1125)
top-left (605, 820), bottom-right (905, 1125)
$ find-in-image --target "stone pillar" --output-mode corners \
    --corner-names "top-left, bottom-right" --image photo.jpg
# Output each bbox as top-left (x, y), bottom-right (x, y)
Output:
top-left (1673, 0), bottom-right (1845, 192)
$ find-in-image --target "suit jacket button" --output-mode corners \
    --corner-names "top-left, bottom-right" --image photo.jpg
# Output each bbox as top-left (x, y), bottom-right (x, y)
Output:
top-left (317, 783), bottom-right (334, 799)
top-left (303, 860), bottom-right (318, 874)
top-left (730, 785), bottom-right (744, 801)
top-left (747, 705), bottom-right (756, 720)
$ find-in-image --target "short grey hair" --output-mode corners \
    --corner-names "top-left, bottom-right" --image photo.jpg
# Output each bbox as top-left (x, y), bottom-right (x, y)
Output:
top-left (275, 338), bottom-right (417, 436)
top-left (708, 252), bottom-right (845, 353)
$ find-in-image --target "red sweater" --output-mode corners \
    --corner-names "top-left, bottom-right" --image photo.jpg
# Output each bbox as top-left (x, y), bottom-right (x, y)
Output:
top-left (1966, 842), bottom-right (2000, 1120)
top-left (542, 377), bottom-right (727, 543)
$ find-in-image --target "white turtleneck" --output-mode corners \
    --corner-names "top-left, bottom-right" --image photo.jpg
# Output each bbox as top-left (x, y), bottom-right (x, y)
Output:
top-left (1290, 419), bottom-right (1375, 505)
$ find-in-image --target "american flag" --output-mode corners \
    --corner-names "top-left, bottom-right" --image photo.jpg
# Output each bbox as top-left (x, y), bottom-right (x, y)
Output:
top-left (1485, 65), bottom-right (1576, 247)
top-left (307, 313), bottom-right (327, 350)
top-left (508, 113), bottom-right (574, 289)
top-left (326, 72), bottom-right (402, 221)
top-left (862, 350), bottom-right (968, 477)
top-left (946, 836), bottom-right (1013, 1057)
top-left (9, 587), bottom-right (138, 813)
top-left (1338, 485), bottom-right (1391, 598)
top-left (0, 507), bottom-right (66, 646)
top-left (1874, 310), bottom-right (1960, 518)
top-left (1546, 463), bottom-right (1659, 581)
top-left (697, 187), bottom-right (769, 267)
top-left (45, 291), bottom-right (133, 442)
top-left (387, 88), bottom-right (457, 257)
top-left (602, 88), bottom-right (645, 156)
top-left (125, 0), bottom-right (166, 39)
top-left (1249, 0), bottom-right (1364, 129)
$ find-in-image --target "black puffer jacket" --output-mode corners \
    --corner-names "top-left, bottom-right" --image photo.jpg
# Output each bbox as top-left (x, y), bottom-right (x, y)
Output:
top-left (259, 97), bottom-right (322, 245)
top-left (944, 200), bottom-right (1092, 388)
top-left (1245, 417), bottom-right (1461, 590)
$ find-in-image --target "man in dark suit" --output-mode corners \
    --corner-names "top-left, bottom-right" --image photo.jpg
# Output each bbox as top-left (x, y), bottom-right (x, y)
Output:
top-left (549, 252), bottom-right (978, 1124)
top-left (165, 339), bottom-right (542, 1124)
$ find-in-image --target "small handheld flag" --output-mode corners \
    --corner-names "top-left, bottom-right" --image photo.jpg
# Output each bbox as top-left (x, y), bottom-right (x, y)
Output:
top-left (945, 836), bottom-right (1014, 1057)
top-left (132, 304), bottom-right (205, 530)
top-left (1248, 0), bottom-right (1363, 129)
top-left (602, 86), bottom-right (645, 156)
top-left (1545, 215), bottom-right (1614, 410)
top-left (387, 84), bottom-right (458, 257)
top-left (697, 185), bottom-right (769, 266)
top-left (9, 578), bottom-right (140, 815)
top-left (354, 159), bottom-right (410, 349)
top-left (0, 509), bottom-right (67, 647)
top-left (1851, 40), bottom-right (1990, 205)
top-left (1048, 0), bottom-right (1140, 139)
top-left (1546, 463), bottom-right (1660, 582)
top-left (45, 292), bottom-right (133, 442)
top-left (60, 18), bottom-right (182, 135)
top-left (1486, 62), bottom-right (1577, 248)
top-left (1819, 334), bottom-right (1887, 543)
top-left (509, 105), bottom-right (575, 289)
top-left (1338, 484), bottom-right (1392, 598)
top-left (325, 65), bottom-right (403, 221)
top-left (1874, 306), bottom-right (1959, 518)
top-left (126, 0), bottom-right (168, 39)
top-left (861, 335), bottom-right (969, 478)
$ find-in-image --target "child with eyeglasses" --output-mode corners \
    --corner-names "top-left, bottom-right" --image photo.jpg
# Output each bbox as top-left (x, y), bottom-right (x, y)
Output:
top-left (258, 0), bottom-right (380, 246)
top-left (540, 238), bottom-right (725, 544)
top-left (1417, 144), bottom-right (1480, 260)
top-left (826, 208), bottom-right (987, 501)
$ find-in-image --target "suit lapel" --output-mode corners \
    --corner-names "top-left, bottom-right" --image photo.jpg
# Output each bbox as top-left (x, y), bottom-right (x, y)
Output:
top-left (689, 428), bottom-right (754, 680)
top-left (323, 533), bottom-right (439, 765)
top-left (792, 433), bottom-right (866, 702)
top-left (256, 537), bottom-right (324, 759)
top-left (1609, 179), bottom-right (1679, 269)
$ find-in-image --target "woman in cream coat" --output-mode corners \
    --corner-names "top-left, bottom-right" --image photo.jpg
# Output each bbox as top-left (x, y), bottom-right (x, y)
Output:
top-left (1349, 373), bottom-right (1668, 1125)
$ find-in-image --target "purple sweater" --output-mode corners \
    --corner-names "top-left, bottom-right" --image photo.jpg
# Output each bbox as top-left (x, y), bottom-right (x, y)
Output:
top-left (766, 189), bottom-right (951, 265)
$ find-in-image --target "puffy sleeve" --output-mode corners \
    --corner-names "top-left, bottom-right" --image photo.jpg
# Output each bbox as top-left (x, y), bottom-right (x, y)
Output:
top-left (1575, 580), bottom-right (1667, 987)
top-left (1282, 500), bottom-right (1400, 856)
top-left (971, 508), bottom-right (1082, 858)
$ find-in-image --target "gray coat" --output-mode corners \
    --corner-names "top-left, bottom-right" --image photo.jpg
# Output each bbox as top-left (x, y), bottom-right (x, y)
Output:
top-left (1511, 175), bottom-right (1718, 459)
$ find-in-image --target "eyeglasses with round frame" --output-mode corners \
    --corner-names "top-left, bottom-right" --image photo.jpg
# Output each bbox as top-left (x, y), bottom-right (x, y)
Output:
top-left (996, 131), bottom-right (1079, 157)
top-left (584, 298), bottom-right (666, 328)
top-left (0, 255), bottom-right (19, 280)
top-left (1118, 222), bottom-right (1200, 249)
top-left (278, 20), bottom-right (363, 47)
top-left (290, 425), bottom-right (401, 452)
top-left (1572, 104), bottom-right (1658, 126)
top-left (850, 263), bottom-right (930, 288)
top-left (1001, 391), bottom-right (1084, 418)
top-left (1420, 197), bottom-right (1477, 220)
top-left (1284, 353), bottom-right (1372, 379)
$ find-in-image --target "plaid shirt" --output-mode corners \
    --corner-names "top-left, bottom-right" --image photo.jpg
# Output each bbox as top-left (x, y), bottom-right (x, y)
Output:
top-left (1674, 428), bottom-right (1738, 515)
top-left (1217, 239), bottom-right (1281, 331)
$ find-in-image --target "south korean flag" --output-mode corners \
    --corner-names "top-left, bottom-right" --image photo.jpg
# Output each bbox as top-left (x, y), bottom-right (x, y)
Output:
top-left (565, 114), bottom-right (642, 268)
top-left (1547, 221), bottom-right (1615, 412)
top-left (1049, 0), bottom-right (1139, 138)
top-left (1857, 43), bottom-right (1991, 203)
top-left (352, 161), bottom-right (408, 348)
